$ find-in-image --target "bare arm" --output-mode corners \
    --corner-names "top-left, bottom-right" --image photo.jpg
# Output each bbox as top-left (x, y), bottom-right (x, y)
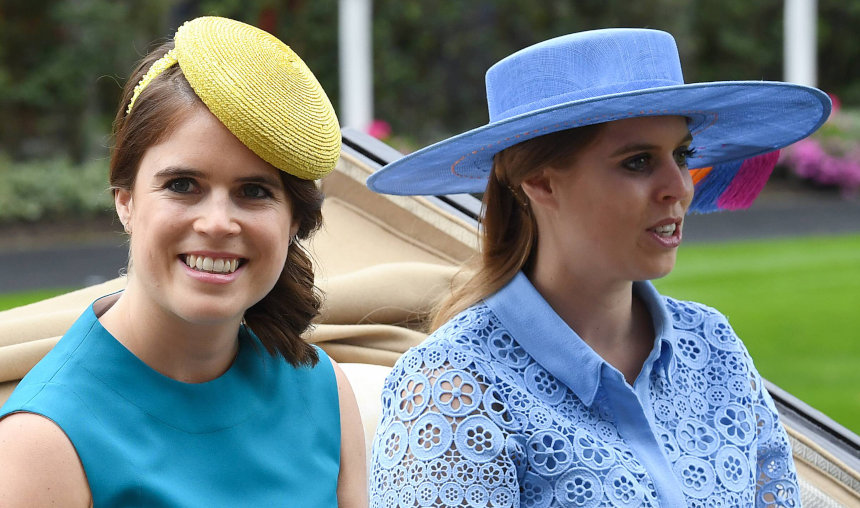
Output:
top-left (330, 359), bottom-right (368, 508)
top-left (0, 412), bottom-right (91, 507)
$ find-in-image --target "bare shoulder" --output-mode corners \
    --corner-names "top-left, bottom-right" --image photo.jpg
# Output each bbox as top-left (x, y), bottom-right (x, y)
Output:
top-left (328, 358), bottom-right (365, 443)
top-left (0, 412), bottom-right (91, 507)
top-left (329, 358), bottom-right (355, 394)
top-left (327, 358), bottom-right (368, 508)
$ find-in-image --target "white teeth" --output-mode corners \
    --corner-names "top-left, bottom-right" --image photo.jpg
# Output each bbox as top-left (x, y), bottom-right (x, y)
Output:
top-left (184, 255), bottom-right (239, 274)
top-left (653, 223), bottom-right (677, 236)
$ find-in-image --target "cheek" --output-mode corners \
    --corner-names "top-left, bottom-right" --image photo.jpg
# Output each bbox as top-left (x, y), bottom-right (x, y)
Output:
top-left (251, 213), bottom-right (293, 255)
top-left (583, 200), bottom-right (637, 235)
top-left (681, 171), bottom-right (695, 205)
top-left (128, 205), bottom-right (184, 256)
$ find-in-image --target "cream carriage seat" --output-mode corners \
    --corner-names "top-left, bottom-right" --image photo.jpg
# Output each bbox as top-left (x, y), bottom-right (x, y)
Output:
top-left (1, 138), bottom-right (857, 504)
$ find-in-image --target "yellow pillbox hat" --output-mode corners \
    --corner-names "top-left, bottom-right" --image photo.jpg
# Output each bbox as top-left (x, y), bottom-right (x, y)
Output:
top-left (127, 16), bottom-right (341, 180)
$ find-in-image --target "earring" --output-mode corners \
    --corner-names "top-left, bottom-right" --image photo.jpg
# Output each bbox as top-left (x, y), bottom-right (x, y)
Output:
top-left (507, 184), bottom-right (529, 209)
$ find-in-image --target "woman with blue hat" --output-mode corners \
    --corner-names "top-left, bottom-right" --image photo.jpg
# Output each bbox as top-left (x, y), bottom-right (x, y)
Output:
top-left (367, 28), bottom-right (830, 506)
top-left (0, 17), bottom-right (366, 506)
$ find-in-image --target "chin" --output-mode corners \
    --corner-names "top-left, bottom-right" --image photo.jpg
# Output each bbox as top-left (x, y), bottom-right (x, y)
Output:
top-left (637, 257), bottom-right (678, 281)
top-left (646, 269), bottom-right (675, 281)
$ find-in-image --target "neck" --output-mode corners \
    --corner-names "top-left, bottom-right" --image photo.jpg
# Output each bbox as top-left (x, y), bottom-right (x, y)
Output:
top-left (98, 282), bottom-right (241, 384)
top-left (527, 250), bottom-right (654, 384)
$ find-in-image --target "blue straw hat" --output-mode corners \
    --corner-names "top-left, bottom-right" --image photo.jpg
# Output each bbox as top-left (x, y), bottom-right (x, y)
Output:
top-left (367, 29), bottom-right (831, 211)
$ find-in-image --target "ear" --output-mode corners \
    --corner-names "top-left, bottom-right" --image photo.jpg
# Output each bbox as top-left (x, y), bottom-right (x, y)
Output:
top-left (520, 169), bottom-right (558, 209)
top-left (288, 218), bottom-right (300, 242)
top-left (114, 188), bottom-right (133, 233)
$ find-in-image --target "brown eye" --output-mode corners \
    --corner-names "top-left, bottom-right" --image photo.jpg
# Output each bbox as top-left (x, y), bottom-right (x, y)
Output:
top-left (166, 178), bottom-right (195, 193)
top-left (674, 147), bottom-right (697, 168)
top-left (623, 154), bottom-right (651, 172)
top-left (241, 183), bottom-right (272, 199)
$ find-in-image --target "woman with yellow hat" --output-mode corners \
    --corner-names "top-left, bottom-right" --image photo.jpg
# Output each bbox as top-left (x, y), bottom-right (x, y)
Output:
top-left (367, 29), bottom-right (830, 506)
top-left (0, 17), bottom-right (366, 506)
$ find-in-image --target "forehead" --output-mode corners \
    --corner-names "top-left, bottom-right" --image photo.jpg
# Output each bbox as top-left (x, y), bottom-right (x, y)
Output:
top-left (137, 107), bottom-right (282, 181)
top-left (595, 116), bottom-right (691, 145)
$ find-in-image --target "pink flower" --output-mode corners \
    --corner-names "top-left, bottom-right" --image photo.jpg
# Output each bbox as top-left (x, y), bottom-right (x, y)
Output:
top-left (783, 139), bottom-right (860, 197)
top-left (827, 93), bottom-right (841, 116)
top-left (367, 119), bottom-right (392, 140)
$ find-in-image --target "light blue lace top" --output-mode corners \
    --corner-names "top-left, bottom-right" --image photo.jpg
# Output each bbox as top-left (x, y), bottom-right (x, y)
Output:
top-left (369, 272), bottom-right (799, 507)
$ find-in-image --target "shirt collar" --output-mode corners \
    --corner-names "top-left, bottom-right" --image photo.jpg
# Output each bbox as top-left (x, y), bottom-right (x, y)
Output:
top-left (484, 272), bottom-right (674, 406)
top-left (635, 280), bottom-right (675, 380)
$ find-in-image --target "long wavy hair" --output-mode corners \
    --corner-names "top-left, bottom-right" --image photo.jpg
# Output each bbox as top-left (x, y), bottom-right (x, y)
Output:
top-left (110, 41), bottom-right (323, 367)
top-left (431, 125), bottom-right (602, 330)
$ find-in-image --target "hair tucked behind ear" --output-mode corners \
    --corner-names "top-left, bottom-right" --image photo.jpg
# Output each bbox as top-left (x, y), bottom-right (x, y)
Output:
top-left (244, 172), bottom-right (324, 367)
top-left (431, 125), bottom-right (602, 330)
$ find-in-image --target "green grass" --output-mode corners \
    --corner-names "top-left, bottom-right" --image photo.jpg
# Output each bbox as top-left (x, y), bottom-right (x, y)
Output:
top-left (654, 234), bottom-right (860, 435)
top-left (0, 288), bottom-right (74, 312)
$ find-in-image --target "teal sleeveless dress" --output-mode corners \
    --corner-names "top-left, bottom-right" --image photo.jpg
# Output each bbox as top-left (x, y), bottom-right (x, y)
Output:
top-left (0, 300), bottom-right (341, 507)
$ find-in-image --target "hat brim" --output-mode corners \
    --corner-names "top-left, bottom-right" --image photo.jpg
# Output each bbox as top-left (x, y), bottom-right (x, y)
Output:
top-left (367, 81), bottom-right (830, 196)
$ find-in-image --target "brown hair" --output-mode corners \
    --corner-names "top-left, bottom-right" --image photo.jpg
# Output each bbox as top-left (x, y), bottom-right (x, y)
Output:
top-left (111, 41), bottom-right (323, 367)
top-left (431, 125), bottom-right (603, 329)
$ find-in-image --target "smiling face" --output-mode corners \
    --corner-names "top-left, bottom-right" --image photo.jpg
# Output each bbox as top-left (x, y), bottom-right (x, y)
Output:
top-left (523, 115), bottom-right (695, 284)
top-left (115, 106), bottom-right (297, 327)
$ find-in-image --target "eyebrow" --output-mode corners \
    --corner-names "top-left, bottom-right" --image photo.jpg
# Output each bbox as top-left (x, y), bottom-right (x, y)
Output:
top-left (153, 166), bottom-right (205, 180)
top-left (236, 174), bottom-right (283, 188)
top-left (609, 132), bottom-right (694, 158)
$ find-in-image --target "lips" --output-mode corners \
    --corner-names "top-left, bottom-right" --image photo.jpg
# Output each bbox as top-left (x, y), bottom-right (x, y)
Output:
top-left (647, 218), bottom-right (683, 247)
top-left (181, 254), bottom-right (243, 274)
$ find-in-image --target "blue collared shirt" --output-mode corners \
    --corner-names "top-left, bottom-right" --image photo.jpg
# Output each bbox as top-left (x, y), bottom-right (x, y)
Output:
top-left (369, 272), bottom-right (799, 507)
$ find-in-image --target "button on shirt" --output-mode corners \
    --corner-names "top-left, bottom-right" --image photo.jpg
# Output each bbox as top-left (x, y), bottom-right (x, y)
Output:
top-left (369, 272), bottom-right (799, 507)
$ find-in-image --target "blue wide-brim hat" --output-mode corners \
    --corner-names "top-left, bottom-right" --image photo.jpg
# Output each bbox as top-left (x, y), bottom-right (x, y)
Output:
top-left (367, 28), bottom-right (831, 213)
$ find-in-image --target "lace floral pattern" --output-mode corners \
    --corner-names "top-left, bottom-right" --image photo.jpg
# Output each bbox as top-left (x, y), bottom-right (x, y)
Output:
top-left (370, 295), bottom-right (799, 507)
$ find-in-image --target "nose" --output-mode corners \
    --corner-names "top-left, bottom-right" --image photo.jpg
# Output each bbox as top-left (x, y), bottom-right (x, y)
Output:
top-left (657, 159), bottom-right (694, 206)
top-left (192, 191), bottom-right (241, 237)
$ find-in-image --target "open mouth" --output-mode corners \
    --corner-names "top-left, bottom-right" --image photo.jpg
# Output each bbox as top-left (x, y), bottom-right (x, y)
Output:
top-left (181, 254), bottom-right (244, 274)
top-left (651, 223), bottom-right (678, 237)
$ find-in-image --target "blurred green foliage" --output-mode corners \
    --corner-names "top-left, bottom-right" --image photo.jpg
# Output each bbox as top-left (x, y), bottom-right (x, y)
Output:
top-left (0, 0), bottom-right (170, 162)
top-left (0, 155), bottom-right (113, 221)
top-left (0, 0), bottom-right (857, 197)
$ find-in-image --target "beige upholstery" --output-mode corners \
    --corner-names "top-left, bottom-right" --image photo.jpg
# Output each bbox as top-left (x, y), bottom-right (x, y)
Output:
top-left (0, 261), bottom-right (454, 404)
top-left (2, 148), bottom-right (856, 503)
top-left (787, 426), bottom-right (860, 507)
top-left (339, 363), bottom-right (392, 463)
top-left (0, 150), bottom-right (476, 402)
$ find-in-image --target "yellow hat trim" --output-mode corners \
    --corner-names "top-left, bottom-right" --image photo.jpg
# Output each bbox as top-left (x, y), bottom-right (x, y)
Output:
top-left (126, 17), bottom-right (340, 181)
top-left (126, 49), bottom-right (178, 116)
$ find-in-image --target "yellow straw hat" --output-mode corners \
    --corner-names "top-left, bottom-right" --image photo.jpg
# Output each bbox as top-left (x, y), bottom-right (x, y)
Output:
top-left (127, 16), bottom-right (340, 180)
